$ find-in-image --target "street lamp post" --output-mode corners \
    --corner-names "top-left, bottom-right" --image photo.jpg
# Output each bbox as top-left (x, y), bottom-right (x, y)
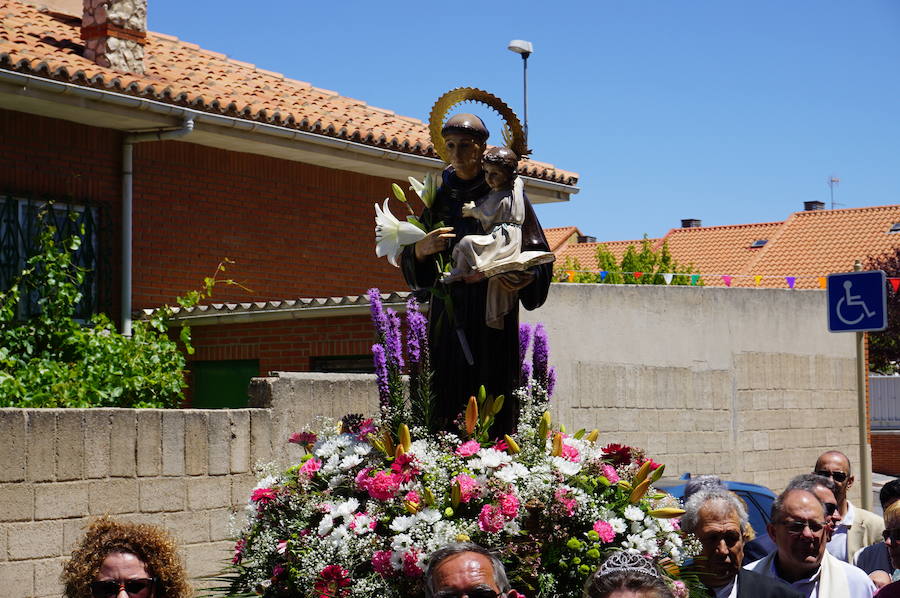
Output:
top-left (507, 39), bottom-right (533, 144)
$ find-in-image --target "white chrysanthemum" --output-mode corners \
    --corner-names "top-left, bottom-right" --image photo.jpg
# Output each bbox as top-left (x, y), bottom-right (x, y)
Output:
top-left (334, 498), bottom-right (359, 518)
top-left (656, 518), bottom-right (675, 533)
top-left (495, 462), bottom-right (529, 483)
top-left (471, 448), bottom-right (512, 470)
top-left (417, 508), bottom-right (442, 525)
top-left (390, 515), bottom-right (417, 533)
top-left (609, 517), bottom-right (627, 533)
top-left (550, 456), bottom-right (581, 476)
top-left (318, 514), bottom-right (334, 536)
top-left (624, 505), bottom-right (645, 521)
top-left (340, 454), bottom-right (363, 470)
top-left (253, 475), bottom-right (277, 491)
top-left (391, 533), bottom-right (414, 551)
top-left (353, 443), bottom-right (373, 456)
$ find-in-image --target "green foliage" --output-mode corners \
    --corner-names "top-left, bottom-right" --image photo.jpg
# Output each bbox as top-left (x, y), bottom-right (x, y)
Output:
top-left (553, 237), bottom-right (700, 285)
top-left (0, 219), bottom-right (242, 407)
top-left (865, 248), bottom-right (900, 373)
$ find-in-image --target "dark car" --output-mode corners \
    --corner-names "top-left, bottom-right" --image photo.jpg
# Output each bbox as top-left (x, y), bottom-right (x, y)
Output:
top-left (654, 473), bottom-right (776, 538)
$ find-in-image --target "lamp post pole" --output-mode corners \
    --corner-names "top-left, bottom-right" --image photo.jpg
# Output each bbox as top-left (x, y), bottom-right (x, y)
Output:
top-left (507, 40), bottom-right (534, 145)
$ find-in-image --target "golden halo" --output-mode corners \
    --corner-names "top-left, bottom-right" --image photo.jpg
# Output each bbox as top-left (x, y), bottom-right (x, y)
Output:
top-left (428, 87), bottom-right (529, 163)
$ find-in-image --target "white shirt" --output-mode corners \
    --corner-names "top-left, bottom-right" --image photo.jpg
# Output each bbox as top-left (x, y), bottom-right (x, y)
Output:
top-left (826, 501), bottom-right (854, 561)
top-left (712, 579), bottom-right (737, 598)
top-left (744, 551), bottom-right (875, 598)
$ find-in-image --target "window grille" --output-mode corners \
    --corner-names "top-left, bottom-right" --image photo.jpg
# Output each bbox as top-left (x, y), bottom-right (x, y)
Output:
top-left (0, 193), bottom-right (109, 320)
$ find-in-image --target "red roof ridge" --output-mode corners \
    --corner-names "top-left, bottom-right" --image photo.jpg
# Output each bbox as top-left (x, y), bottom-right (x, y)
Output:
top-left (667, 221), bottom-right (784, 233)
top-left (791, 204), bottom-right (900, 217)
top-left (151, 32), bottom-right (180, 43)
top-left (545, 226), bottom-right (578, 232)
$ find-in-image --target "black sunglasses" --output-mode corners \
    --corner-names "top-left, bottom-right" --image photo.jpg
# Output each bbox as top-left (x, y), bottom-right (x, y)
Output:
top-left (884, 528), bottom-right (900, 543)
top-left (823, 502), bottom-right (838, 517)
top-left (814, 470), bottom-right (849, 483)
top-left (435, 589), bottom-right (501, 598)
top-left (776, 520), bottom-right (827, 535)
top-left (90, 578), bottom-right (155, 598)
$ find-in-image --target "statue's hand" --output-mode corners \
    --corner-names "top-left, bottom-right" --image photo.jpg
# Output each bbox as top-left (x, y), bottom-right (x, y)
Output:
top-left (414, 227), bottom-right (455, 262)
top-left (461, 202), bottom-right (476, 217)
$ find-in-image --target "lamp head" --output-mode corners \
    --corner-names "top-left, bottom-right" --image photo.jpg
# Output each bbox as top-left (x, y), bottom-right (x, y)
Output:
top-left (507, 39), bottom-right (533, 57)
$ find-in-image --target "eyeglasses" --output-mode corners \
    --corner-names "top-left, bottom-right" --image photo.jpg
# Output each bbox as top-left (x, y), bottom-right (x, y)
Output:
top-left (823, 502), bottom-right (838, 517)
top-left (814, 470), bottom-right (849, 483)
top-left (434, 589), bottom-right (501, 598)
top-left (90, 578), bottom-right (155, 598)
top-left (775, 520), bottom-right (827, 535)
top-left (883, 528), bottom-right (900, 543)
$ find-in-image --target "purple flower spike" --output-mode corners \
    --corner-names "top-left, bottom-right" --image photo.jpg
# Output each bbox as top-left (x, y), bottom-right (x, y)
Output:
top-left (519, 323), bottom-right (532, 366)
top-left (521, 361), bottom-right (532, 384)
top-left (372, 343), bottom-right (389, 409)
top-left (385, 308), bottom-right (404, 368)
top-left (406, 298), bottom-right (428, 366)
top-left (532, 324), bottom-right (549, 385)
top-left (368, 288), bottom-right (388, 342)
top-left (547, 366), bottom-right (557, 397)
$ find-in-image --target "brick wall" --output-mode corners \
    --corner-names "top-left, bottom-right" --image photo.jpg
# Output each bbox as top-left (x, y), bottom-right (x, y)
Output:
top-left (872, 431), bottom-right (900, 476)
top-left (0, 408), bottom-right (273, 597)
top-left (187, 314), bottom-right (376, 374)
top-left (0, 109), bottom-right (407, 310)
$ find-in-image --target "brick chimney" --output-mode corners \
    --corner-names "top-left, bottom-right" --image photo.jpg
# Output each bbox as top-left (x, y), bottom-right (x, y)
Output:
top-left (82, 0), bottom-right (147, 74)
top-left (680, 219), bottom-right (702, 228)
top-left (803, 201), bottom-right (825, 211)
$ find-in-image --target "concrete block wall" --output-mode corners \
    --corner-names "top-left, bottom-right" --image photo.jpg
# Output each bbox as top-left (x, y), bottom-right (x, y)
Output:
top-left (522, 284), bottom-right (861, 499)
top-left (0, 408), bottom-right (273, 598)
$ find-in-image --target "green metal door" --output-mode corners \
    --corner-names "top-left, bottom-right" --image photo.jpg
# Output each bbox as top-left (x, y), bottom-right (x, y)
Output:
top-left (191, 359), bottom-right (259, 408)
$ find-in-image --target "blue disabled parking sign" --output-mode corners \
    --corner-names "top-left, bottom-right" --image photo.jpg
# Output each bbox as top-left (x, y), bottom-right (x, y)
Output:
top-left (827, 270), bottom-right (888, 332)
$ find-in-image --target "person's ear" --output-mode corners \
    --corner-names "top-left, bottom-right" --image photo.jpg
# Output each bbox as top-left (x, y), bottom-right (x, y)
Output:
top-left (766, 522), bottom-right (777, 540)
top-left (846, 475), bottom-right (854, 491)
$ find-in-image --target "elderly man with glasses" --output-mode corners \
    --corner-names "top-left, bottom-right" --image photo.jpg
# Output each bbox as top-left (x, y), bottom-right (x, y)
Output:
top-left (424, 543), bottom-right (520, 598)
top-left (745, 488), bottom-right (875, 597)
top-left (813, 450), bottom-right (885, 563)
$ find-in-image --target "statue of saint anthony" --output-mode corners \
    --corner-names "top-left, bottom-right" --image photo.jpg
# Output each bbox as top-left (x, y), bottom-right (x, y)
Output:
top-left (400, 113), bottom-right (552, 435)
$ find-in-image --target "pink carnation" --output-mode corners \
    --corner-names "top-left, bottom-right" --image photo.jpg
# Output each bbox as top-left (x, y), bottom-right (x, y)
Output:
top-left (402, 549), bottom-right (424, 577)
top-left (273, 564), bottom-right (285, 579)
top-left (276, 540), bottom-right (288, 554)
top-left (405, 491), bottom-right (421, 505)
top-left (300, 457), bottom-right (322, 477)
top-left (601, 464), bottom-right (620, 484)
top-left (478, 504), bottom-right (506, 533)
top-left (561, 443), bottom-right (580, 462)
top-left (251, 487), bottom-right (277, 505)
top-left (365, 470), bottom-right (402, 501)
top-left (453, 474), bottom-right (480, 503)
top-left (456, 440), bottom-right (481, 457)
top-left (371, 550), bottom-right (395, 577)
top-left (554, 488), bottom-right (577, 517)
top-left (592, 519), bottom-right (616, 543)
top-left (497, 492), bottom-right (520, 519)
top-left (355, 467), bottom-right (373, 489)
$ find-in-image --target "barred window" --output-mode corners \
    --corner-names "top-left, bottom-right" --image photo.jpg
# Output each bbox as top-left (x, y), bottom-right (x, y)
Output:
top-left (0, 194), bottom-right (103, 320)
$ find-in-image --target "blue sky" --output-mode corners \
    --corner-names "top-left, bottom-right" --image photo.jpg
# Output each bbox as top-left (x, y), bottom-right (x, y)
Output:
top-left (150, 1), bottom-right (900, 242)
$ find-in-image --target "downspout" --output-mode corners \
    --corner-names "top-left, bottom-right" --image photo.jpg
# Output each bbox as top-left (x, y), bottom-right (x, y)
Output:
top-left (121, 117), bottom-right (194, 335)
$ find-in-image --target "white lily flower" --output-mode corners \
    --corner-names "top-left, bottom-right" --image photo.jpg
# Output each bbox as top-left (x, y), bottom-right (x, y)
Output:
top-left (375, 198), bottom-right (426, 267)
top-left (408, 173), bottom-right (438, 209)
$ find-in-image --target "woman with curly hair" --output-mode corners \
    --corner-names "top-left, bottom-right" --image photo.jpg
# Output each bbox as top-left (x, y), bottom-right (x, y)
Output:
top-left (62, 517), bottom-right (191, 598)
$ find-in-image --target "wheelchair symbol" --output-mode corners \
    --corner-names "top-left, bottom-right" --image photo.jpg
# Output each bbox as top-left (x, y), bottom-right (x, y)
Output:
top-left (836, 280), bottom-right (876, 325)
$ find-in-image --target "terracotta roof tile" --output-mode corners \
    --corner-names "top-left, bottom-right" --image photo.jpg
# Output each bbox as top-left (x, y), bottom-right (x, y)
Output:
top-left (0, 0), bottom-right (577, 184)
top-left (544, 226), bottom-right (580, 252)
top-left (548, 205), bottom-right (900, 289)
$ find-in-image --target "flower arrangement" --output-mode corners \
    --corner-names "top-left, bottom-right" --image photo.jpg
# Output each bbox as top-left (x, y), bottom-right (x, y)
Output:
top-left (221, 291), bottom-right (701, 598)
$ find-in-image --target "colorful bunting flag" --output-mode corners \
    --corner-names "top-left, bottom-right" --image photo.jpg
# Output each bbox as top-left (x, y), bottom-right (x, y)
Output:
top-left (662, 273), bottom-right (674, 285)
top-left (566, 270), bottom-right (575, 283)
top-left (690, 274), bottom-right (700, 286)
top-left (599, 271), bottom-right (608, 281)
top-left (634, 272), bottom-right (644, 280)
top-left (890, 278), bottom-right (900, 293)
top-left (818, 277), bottom-right (827, 289)
top-left (722, 275), bottom-right (732, 287)
top-left (786, 276), bottom-right (796, 289)
top-left (754, 276), bottom-right (762, 286)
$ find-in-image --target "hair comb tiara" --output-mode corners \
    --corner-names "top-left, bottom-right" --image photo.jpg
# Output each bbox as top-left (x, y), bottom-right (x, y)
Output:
top-left (597, 551), bottom-right (662, 579)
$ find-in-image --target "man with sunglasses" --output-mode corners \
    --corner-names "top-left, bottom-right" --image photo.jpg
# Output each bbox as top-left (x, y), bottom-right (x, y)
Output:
top-left (745, 488), bottom-right (876, 597)
top-left (813, 450), bottom-right (885, 563)
top-left (424, 542), bottom-right (519, 598)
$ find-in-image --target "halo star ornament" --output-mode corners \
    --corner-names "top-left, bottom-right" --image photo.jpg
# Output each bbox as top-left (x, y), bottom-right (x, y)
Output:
top-left (428, 87), bottom-right (530, 163)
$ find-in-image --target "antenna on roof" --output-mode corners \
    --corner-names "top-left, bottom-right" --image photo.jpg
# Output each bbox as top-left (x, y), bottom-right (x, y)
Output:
top-left (828, 175), bottom-right (842, 209)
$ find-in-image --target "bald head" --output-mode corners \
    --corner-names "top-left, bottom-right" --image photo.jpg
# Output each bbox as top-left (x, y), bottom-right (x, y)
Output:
top-left (813, 451), bottom-right (854, 509)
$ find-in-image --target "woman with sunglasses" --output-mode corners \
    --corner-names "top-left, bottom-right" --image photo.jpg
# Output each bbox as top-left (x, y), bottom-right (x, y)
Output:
top-left (875, 502), bottom-right (900, 597)
top-left (62, 517), bottom-right (191, 598)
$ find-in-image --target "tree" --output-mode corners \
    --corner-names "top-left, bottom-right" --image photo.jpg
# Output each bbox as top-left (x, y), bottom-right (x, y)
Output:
top-left (553, 237), bottom-right (699, 285)
top-left (865, 247), bottom-right (900, 373)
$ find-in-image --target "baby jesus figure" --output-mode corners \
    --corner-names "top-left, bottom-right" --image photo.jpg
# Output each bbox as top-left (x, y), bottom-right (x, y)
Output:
top-left (442, 146), bottom-right (555, 328)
